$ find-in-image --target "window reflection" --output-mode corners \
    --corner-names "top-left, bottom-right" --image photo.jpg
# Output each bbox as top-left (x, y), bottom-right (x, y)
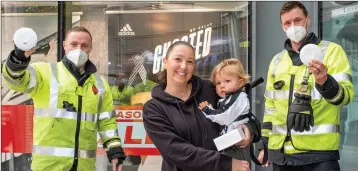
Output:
top-left (73, 1), bottom-right (249, 171)
top-left (1, 1), bottom-right (249, 171)
top-left (322, 2), bottom-right (358, 170)
top-left (1, 2), bottom-right (59, 170)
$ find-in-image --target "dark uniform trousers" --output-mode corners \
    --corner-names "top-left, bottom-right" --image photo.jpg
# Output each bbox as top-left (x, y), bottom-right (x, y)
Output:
top-left (273, 160), bottom-right (340, 171)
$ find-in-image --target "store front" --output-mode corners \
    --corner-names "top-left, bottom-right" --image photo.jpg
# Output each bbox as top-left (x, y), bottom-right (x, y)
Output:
top-left (1, 1), bottom-right (249, 170)
top-left (1, 1), bottom-right (357, 171)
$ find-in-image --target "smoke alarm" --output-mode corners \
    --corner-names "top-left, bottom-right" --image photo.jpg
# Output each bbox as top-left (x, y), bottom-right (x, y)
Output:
top-left (13, 27), bottom-right (38, 51)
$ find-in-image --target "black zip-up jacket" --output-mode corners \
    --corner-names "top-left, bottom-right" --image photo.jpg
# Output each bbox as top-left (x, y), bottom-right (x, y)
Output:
top-left (143, 76), bottom-right (233, 171)
top-left (143, 76), bottom-right (260, 171)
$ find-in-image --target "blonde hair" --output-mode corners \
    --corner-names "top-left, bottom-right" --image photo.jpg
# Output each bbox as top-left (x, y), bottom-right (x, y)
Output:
top-left (211, 58), bottom-right (250, 84)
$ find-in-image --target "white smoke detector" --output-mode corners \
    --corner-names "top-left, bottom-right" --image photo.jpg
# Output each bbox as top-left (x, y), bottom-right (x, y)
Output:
top-left (13, 27), bottom-right (38, 51)
top-left (300, 44), bottom-right (325, 66)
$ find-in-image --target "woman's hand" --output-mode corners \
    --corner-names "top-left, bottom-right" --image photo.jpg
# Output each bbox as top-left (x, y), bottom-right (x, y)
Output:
top-left (235, 124), bottom-right (252, 148)
top-left (232, 159), bottom-right (250, 171)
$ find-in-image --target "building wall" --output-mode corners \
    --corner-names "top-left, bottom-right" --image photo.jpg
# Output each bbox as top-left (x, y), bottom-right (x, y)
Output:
top-left (80, 8), bottom-right (109, 78)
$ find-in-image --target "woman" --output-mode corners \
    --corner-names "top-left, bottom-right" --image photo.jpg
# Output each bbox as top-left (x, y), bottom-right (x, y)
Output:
top-left (143, 41), bottom-right (254, 171)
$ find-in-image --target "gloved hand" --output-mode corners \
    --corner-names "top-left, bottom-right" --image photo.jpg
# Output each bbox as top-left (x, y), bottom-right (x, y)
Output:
top-left (106, 145), bottom-right (126, 166)
top-left (287, 93), bottom-right (314, 132)
top-left (13, 44), bottom-right (34, 62)
top-left (14, 45), bottom-right (27, 60)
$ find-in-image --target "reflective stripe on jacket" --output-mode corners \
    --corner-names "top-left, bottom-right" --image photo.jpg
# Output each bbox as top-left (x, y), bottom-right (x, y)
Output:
top-left (2, 61), bottom-right (120, 171)
top-left (262, 40), bottom-right (354, 154)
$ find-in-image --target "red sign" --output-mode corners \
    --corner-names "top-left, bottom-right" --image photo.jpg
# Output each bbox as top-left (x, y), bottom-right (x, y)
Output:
top-left (1, 105), bottom-right (160, 156)
top-left (1, 105), bottom-right (33, 153)
top-left (114, 106), bottom-right (159, 155)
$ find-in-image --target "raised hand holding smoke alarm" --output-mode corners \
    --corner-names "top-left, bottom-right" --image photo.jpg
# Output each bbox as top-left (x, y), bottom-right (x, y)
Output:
top-left (13, 27), bottom-right (38, 60)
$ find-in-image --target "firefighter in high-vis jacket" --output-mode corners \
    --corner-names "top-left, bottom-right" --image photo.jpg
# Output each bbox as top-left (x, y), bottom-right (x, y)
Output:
top-left (2, 26), bottom-right (125, 171)
top-left (257, 2), bottom-right (354, 171)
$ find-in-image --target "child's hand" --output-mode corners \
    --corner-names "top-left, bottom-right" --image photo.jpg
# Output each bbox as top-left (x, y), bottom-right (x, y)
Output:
top-left (198, 101), bottom-right (209, 110)
top-left (236, 124), bottom-right (252, 148)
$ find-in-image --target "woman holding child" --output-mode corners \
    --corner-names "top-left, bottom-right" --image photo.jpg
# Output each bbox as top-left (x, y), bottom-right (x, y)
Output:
top-left (143, 41), bottom-right (257, 171)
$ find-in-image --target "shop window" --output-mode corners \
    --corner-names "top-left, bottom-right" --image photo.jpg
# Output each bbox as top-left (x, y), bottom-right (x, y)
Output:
top-left (321, 1), bottom-right (358, 170)
top-left (1, 1), bottom-right (249, 171)
top-left (1, 2), bottom-right (59, 170)
top-left (73, 1), bottom-right (249, 170)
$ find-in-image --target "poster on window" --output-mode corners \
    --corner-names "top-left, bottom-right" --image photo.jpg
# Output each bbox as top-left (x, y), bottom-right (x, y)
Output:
top-left (108, 12), bottom-right (248, 107)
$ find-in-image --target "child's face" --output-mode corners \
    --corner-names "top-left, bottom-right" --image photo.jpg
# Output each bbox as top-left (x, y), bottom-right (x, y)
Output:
top-left (214, 72), bottom-right (243, 98)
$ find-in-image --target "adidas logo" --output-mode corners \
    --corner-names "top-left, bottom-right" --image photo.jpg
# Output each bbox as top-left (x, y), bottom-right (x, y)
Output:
top-left (118, 24), bottom-right (135, 36)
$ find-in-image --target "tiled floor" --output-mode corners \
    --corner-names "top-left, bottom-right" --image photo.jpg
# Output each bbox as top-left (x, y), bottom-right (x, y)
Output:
top-left (97, 155), bottom-right (162, 171)
top-left (137, 156), bottom-right (162, 171)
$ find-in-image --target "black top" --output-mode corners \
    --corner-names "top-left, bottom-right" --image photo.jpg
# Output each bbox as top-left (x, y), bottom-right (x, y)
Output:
top-left (143, 75), bottom-right (234, 171)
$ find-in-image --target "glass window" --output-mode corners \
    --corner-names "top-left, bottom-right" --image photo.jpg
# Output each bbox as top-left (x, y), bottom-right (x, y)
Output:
top-left (71, 1), bottom-right (249, 170)
top-left (1, 1), bottom-right (249, 171)
top-left (1, 2), bottom-right (58, 170)
top-left (321, 1), bottom-right (358, 170)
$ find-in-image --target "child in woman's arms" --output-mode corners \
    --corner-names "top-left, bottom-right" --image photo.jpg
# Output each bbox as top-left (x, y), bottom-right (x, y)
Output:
top-left (198, 58), bottom-right (253, 161)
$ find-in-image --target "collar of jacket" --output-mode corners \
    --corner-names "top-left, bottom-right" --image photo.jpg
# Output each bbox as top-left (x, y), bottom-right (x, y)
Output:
top-left (284, 32), bottom-right (321, 66)
top-left (62, 56), bottom-right (97, 85)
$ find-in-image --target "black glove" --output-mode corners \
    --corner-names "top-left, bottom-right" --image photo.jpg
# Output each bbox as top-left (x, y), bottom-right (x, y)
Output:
top-left (14, 45), bottom-right (29, 62)
top-left (106, 145), bottom-right (126, 166)
top-left (287, 93), bottom-right (314, 132)
top-left (63, 101), bottom-right (76, 112)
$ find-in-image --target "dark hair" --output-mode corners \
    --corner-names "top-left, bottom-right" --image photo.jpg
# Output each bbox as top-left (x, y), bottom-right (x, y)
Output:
top-left (66, 26), bottom-right (93, 42)
top-left (156, 41), bottom-right (195, 84)
top-left (117, 79), bottom-right (125, 92)
top-left (280, 1), bottom-right (308, 23)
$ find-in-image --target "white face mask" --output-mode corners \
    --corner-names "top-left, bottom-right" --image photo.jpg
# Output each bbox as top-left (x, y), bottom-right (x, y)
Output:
top-left (285, 21), bottom-right (308, 43)
top-left (66, 49), bottom-right (88, 67)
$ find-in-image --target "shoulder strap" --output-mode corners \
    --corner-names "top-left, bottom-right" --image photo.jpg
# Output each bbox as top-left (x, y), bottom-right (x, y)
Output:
top-left (320, 40), bottom-right (330, 52)
top-left (244, 83), bottom-right (252, 114)
top-left (271, 50), bottom-right (286, 77)
top-left (250, 141), bottom-right (268, 166)
top-left (49, 62), bottom-right (59, 109)
top-left (246, 77), bottom-right (268, 166)
top-left (94, 73), bottom-right (105, 114)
